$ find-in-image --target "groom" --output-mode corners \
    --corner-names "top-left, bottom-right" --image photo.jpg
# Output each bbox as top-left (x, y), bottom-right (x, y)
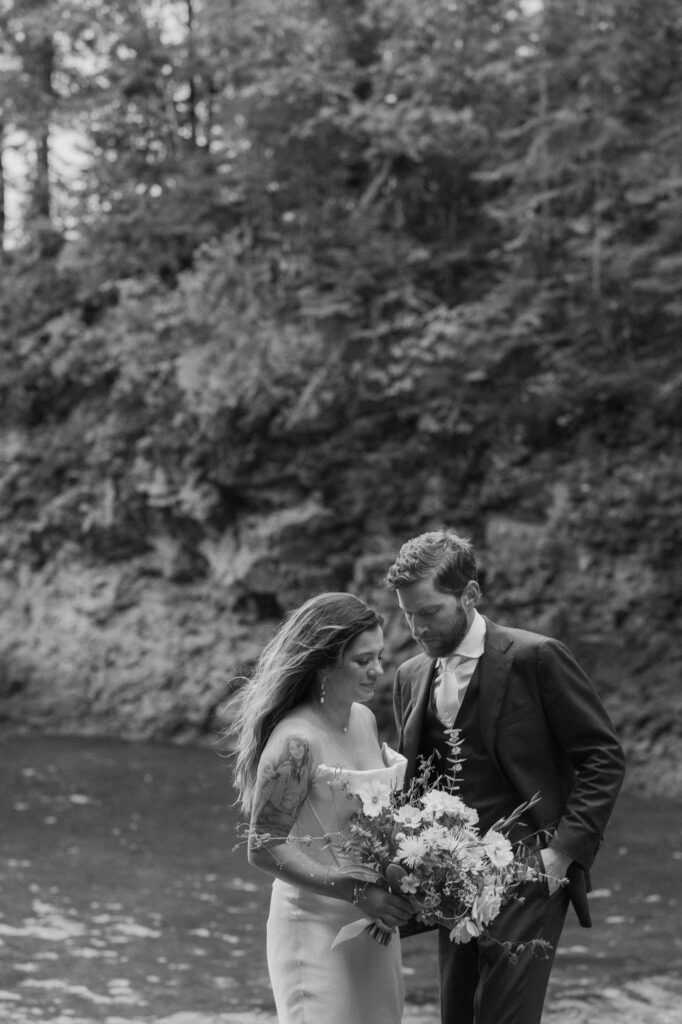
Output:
top-left (386, 528), bottom-right (625, 1024)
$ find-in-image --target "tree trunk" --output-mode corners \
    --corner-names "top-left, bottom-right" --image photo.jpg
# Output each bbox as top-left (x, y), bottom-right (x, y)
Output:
top-left (0, 118), bottom-right (5, 257)
top-left (29, 34), bottom-right (55, 223)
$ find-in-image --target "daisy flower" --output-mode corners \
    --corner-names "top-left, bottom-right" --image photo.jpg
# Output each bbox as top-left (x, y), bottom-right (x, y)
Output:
top-left (394, 804), bottom-right (423, 829)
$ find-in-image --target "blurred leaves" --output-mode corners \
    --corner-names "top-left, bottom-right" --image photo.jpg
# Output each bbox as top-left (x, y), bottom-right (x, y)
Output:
top-left (0, 0), bottom-right (680, 591)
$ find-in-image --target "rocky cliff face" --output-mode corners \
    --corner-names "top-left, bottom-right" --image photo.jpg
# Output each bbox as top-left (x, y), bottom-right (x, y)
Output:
top-left (0, 552), bottom-right (256, 743)
top-left (1, 501), bottom-right (679, 797)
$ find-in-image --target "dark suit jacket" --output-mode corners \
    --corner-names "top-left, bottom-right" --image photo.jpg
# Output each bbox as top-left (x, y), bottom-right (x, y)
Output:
top-left (394, 617), bottom-right (626, 926)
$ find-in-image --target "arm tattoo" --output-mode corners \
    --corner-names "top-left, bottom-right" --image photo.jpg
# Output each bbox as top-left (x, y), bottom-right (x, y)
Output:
top-left (251, 735), bottom-right (314, 840)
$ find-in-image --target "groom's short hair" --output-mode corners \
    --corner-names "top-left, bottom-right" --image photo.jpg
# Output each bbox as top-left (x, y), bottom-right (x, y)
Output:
top-left (385, 528), bottom-right (478, 596)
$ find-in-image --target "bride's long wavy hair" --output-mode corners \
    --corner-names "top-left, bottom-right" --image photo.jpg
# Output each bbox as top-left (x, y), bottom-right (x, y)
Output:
top-left (226, 592), bottom-right (382, 813)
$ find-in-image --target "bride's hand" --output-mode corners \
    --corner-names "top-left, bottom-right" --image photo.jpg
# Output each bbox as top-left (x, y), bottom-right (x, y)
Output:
top-left (355, 882), bottom-right (414, 929)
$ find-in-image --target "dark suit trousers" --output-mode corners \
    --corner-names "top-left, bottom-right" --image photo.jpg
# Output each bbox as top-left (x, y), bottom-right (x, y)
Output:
top-left (438, 879), bottom-right (569, 1024)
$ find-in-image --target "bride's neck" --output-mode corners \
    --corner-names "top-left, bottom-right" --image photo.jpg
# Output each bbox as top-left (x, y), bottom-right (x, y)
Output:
top-left (314, 699), bottom-right (352, 734)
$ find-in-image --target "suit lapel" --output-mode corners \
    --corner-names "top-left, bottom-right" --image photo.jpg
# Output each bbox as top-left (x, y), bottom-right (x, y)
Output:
top-left (402, 657), bottom-right (436, 779)
top-left (478, 617), bottom-right (513, 770)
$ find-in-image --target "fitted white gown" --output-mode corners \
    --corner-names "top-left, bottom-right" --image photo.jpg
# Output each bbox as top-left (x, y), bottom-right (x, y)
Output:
top-left (266, 744), bottom-right (407, 1024)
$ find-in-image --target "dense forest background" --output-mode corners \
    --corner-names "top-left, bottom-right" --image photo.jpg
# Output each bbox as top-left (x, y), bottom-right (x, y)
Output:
top-left (0, 0), bottom-right (680, 795)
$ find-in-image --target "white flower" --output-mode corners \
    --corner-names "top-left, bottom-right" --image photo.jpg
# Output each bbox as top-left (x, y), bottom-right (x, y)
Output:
top-left (394, 805), bottom-right (423, 829)
top-left (354, 778), bottom-right (392, 817)
top-left (449, 918), bottom-right (481, 943)
top-left (455, 802), bottom-right (479, 827)
top-left (481, 830), bottom-right (514, 868)
top-left (437, 827), bottom-right (483, 869)
top-left (471, 888), bottom-right (502, 926)
top-left (420, 824), bottom-right (458, 853)
top-left (397, 835), bottom-right (429, 867)
top-left (420, 790), bottom-right (479, 825)
top-left (399, 873), bottom-right (421, 894)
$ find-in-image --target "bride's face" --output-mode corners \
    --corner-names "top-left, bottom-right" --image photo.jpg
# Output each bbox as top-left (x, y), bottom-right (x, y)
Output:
top-left (326, 626), bottom-right (385, 705)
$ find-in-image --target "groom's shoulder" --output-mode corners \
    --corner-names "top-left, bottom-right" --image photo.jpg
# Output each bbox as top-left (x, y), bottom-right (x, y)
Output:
top-left (395, 650), bottom-right (431, 681)
top-left (485, 617), bottom-right (558, 653)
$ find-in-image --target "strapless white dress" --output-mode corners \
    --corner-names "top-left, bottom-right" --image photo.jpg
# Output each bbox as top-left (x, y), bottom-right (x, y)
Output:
top-left (266, 743), bottom-right (407, 1024)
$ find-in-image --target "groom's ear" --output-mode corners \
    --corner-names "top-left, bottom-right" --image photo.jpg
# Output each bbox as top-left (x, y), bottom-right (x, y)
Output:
top-left (462, 581), bottom-right (480, 607)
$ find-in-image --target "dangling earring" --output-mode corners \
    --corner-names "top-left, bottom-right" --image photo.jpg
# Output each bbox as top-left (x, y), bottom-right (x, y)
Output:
top-left (320, 676), bottom-right (327, 704)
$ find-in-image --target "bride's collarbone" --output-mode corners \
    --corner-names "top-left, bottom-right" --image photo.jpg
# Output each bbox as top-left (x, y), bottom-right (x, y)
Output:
top-left (298, 702), bottom-right (383, 768)
top-left (315, 727), bottom-right (384, 772)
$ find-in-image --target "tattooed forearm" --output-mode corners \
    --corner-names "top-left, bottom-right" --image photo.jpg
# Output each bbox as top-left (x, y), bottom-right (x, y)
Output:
top-left (251, 735), bottom-right (314, 840)
top-left (246, 734), bottom-right (356, 902)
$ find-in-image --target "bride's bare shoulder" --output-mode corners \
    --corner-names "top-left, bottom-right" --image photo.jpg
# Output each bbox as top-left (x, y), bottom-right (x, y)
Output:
top-left (261, 706), bottom-right (323, 760)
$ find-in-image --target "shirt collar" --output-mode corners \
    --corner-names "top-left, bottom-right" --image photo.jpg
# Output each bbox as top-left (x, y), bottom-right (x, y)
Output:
top-left (457, 609), bottom-right (486, 658)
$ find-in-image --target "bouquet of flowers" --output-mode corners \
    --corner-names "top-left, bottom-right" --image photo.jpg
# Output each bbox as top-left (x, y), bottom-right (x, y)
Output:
top-left (337, 728), bottom-right (543, 945)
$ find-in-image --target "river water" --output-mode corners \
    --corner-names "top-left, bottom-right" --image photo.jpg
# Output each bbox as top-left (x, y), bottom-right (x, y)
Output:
top-left (1, 737), bottom-right (680, 1023)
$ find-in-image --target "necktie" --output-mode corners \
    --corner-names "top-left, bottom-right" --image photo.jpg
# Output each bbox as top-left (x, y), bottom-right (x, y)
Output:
top-left (435, 655), bottom-right (471, 724)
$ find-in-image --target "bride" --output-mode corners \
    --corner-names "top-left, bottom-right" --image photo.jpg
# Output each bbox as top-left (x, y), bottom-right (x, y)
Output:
top-left (228, 592), bottom-right (414, 1024)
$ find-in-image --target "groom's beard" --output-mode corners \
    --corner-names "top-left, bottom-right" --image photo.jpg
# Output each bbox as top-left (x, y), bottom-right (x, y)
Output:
top-left (418, 610), bottom-right (469, 658)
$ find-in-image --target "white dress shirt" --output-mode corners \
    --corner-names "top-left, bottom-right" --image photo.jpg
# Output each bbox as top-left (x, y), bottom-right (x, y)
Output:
top-left (434, 610), bottom-right (487, 724)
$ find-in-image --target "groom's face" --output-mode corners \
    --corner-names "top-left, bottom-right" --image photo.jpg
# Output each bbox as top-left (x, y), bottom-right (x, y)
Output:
top-left (396, 575), bottom-right (470, 658)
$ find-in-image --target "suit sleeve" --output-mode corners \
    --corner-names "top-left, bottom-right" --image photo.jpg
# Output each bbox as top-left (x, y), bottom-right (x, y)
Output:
top-left (537, 638), bottom-right (626, 869)
top-left (393, 667), bottom-right (405, 753)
